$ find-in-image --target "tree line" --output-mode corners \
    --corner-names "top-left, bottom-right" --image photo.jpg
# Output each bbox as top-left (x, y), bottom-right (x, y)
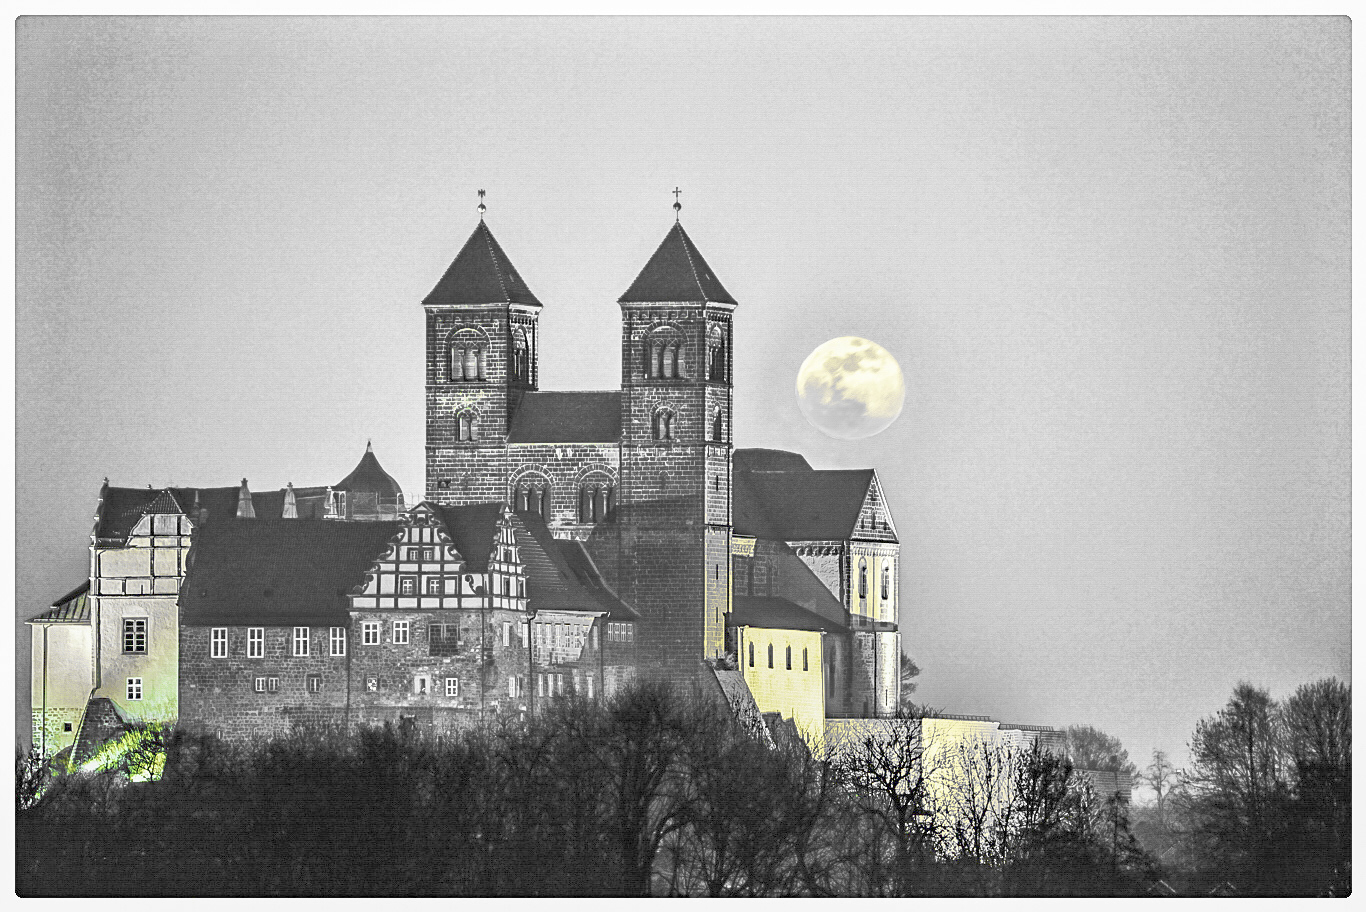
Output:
top-left (17, 681), bottom-right (1156, 897)
top-left (1130, 677), bottom-right (1350, 897)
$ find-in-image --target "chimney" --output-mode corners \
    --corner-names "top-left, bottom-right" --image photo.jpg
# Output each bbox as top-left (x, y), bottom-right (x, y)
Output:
top-left (282, 482), bottom-right (298, 519)
top-left (237, 478), bottom-right (256, 519)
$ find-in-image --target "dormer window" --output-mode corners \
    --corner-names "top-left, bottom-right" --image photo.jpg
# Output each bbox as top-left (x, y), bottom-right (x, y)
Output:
top-left (330, 490), bottom-right (346, 517)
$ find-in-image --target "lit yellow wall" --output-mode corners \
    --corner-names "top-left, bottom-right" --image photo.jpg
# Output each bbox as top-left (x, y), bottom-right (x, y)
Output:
top-left (30, 622), bottom-right (94, 756)
top-left (738, 626), bottom-right (825, 752)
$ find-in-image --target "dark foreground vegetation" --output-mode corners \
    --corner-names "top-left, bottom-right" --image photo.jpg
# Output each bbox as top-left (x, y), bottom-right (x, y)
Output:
top-left (1130, 677), bottom-right (1351, 897)
top-left (17, 682), bottom-right (1157, 897)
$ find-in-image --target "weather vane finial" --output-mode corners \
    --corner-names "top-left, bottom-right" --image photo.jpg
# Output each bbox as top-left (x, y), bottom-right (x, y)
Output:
top-left (672, 187), bottom-right (682, 221)
top-left (478, 189), bottom-right (486, 221)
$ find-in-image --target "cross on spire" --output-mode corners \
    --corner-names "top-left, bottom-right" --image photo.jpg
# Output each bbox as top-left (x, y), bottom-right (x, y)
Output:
top-left (478, 189), bottom-right (486, 220)
top-left (672, 186), bottom-right (682, 221)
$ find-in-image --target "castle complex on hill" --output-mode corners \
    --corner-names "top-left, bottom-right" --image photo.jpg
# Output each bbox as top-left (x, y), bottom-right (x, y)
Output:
top-left (29, 207), bottom-right (904, 763)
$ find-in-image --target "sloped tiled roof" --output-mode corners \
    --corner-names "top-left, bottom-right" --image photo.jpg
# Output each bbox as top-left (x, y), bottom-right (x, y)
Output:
top-left (94, 486), bottom-right (234, 544)
top-left (507, 391), bottom-right (622, 443)
top-left (514, 511), bottom-right (637, 619)
top-left (730, 595), bottom-right (847, 633)
top-left (733, 466), bottom-right (874, 541)
top-left (28, 581), bottom-right (91, 624)
top-left (333, 444), bottom-right (404, 498)
top-left (179, 518), bottom-right (404, 626)
top-left (432, 503), bottom-right (505, 572)
top-left (733, 448), bottom-right (814, 473)
top-left (423, 221), bottom-right (542, 307)
top-left (619, 222), bottom-right (737, 305)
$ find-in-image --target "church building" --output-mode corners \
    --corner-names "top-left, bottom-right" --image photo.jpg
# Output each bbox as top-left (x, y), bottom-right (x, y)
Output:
top-left (29, 202), bottom-right (902, 760)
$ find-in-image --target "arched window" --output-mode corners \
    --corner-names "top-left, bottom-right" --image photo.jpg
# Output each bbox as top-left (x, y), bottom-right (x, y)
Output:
top-left (652, 409), bottom-right (674, 441)
top-left (456, 410), bottom-right (477, 442)
top-left (858, 558), bottom-right (868, 599)
top-left (449, 329), bottom-right (488, 382)
top-left (785, 645), bottom-right (792, 670)
top-left (748, 642), bottom-right (754, 667)
top-left (578, 477), bottom-right (615, 523)
top-left (511, 328), bottom-right (529, 381)
top-left (711, 409), bottom-right (724, 443)
top-left (767, 643), bottom-right (774, 669)
top-left (513, 477), bottom-right (552, 522)
top-left (707, 325), bottom-right (726, 382)
top-left (646, 328), bottom-right (682, 379)
top-left (881, 562), bottom-right (891, 601)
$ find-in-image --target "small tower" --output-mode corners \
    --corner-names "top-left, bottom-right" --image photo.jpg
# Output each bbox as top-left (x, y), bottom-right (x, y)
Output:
top-left (328, 442), bottom-right (405, 520)
top-left (616, 208), bottom-right (736, 671)
top-left (424, 198), bottom-right (543, 502)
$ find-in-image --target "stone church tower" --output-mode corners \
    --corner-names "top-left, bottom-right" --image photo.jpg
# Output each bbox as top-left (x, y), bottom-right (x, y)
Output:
top-left (613, 222), bottom-right (735, 672)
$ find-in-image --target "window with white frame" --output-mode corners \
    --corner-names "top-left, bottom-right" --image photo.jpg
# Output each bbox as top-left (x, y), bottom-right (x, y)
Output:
top-left (211, 628), bottom-right (227, 658)
top-left (399, 576), bottom-right (416, 595)
top-left (307, 674), bottom-right (322, 694)
top-left (502, 622), bottom-right (511, 647)
top-left (123, 618), bottom-right (147, 653)
top-left (330, 627), bottom-right (346, 656)
top-left (293, 627), bottom-right (310, 657)
top-left (248, 627), bottom-right (264, 658)
top-left (393, 620), bottom-right (410, 645)
top-left (413, 674), bottom-right (431, 695)
top-left (267, 677), bottom-right (279, 693)
top-left (127, 678), bottom-right (143, 701)
top-left (362, 620), bottom-right (380, 645)
top-left (426, 577), bottom-right (442, 595)
top-left (445, 677), bottom-right (459, 697)
top-left (253, 676), bottom-right (266, 693)
top-left (422, 548), bottom-right (434, 560)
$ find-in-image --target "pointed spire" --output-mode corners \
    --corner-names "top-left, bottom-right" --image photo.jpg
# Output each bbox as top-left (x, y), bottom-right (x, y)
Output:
top-left (236, 478), bottom-right (256, 519)
top-left (282, 482), bottom-right (298, 519)
top-left (422, 221), bottom-right (542, 307)
top-left (619, 222), bottom-right (736, 305)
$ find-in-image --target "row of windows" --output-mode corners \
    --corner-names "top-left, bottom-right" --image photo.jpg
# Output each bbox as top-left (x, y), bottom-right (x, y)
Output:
top-left (856, 558), bottom-right (894, 601)
top-left (748, 642), bottom-right (811, 672)
top-left (537, 670), bottom-right (594, 698)
top-left (208, 626), bottom-right (347, 658)
top-left (641, 327), bottom-right (728, 382)
top-left (444, 328), bottom-right (534, 384)
top-left (207, 622), bottom-right (529, 659)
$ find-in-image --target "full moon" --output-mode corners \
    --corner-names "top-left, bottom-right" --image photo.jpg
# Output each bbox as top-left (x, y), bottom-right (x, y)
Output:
top-left (796, 337), bottom-right (905, 440)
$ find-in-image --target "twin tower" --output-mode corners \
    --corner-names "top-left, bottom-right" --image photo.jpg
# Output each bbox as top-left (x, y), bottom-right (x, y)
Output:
top-left (423, 216), bottom-right (737, 681)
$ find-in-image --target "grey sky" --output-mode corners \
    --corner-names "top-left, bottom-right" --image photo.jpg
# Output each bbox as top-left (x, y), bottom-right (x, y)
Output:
top-left (15, 17), bottom-right (1350, 770)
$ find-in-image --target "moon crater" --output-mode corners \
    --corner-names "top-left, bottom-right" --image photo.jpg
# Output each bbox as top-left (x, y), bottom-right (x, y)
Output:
top-left (796, 337), bottom-right (905, 440)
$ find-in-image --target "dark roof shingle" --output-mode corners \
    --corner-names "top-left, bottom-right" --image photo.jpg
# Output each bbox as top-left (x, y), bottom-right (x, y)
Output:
top-left (734, 467), bottom-right (874, 541)
top-left (432, 502), bottom-right (504, 572)
top-left (180, 518), bottom-right (403, 626)
top-left (423, 221), bottom-right (542, 307)
top-left (507, 391), bottom-right (622, 444)
top-left (730, 595), bottom-right (846, 633)
top-left (29, 581), bottom-right (91, 624)
top-left (514, 511), bottom-right (637, 619)
top-left (619, 223), bottom-right (736, 305)
top-left (333, 445), bottom-right (404, 498)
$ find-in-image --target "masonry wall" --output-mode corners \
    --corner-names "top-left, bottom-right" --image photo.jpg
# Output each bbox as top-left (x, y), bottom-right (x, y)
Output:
top-left (737, 626), bottom-right (825, 752)
top-left (179, 625), bottom-right (348, 742)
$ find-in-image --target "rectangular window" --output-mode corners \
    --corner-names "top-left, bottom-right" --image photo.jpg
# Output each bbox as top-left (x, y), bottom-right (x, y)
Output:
top-left (362, 620), bottom-right (380, 645)
top-left (307, 674), bottom-right (322, 694)
top-left (587, 673), bottom-right (595, 699)
top-left (399, 576), bottom-right (416, 595)
top-left (429, 623), bottom-right (458, 656)
top-left (393, 621), bottom-right (410, 645)
top-left (426, 577), bottom-right (442, 595)
top-left (406, 547), bottom-right (419, 561)
top-left (422, 548), bottom-right (434, 561)
top-left (446, 677), bottom-right (460, 697)
top-left (413, 674), bottom-right (431, 695)
top-left (625, 625), bottom-right (634, 643)
top-left (502, 622), bottom-right (511, 647)
top-left (254, 676), bottom-right (266, 693)
top-left (506, 676), bottom-right (517, 698)
top-left (538, 673), bottom-right (546, 697)
top-left (267, 677), bottom-right (279, 693)
top-left (211, 628), bottom-right (227, 658)
top-left (293, 627), bottom-right (310, 657)
top-left (248, 627), bottom-right (264, 658)
top-left (126, 678), bottom-right (142, 701)
top-left (123, 618), bottom-right (147, 654)
top-left (555, 674), bottom-right (565, 696)
top-left (330, 627), bottom-right (346, 656)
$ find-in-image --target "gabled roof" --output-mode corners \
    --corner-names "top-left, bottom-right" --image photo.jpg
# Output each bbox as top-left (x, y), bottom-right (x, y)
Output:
top-left (733, 464), bottom-right (876, 541)
top-left (423, 221), bottom-right (542, 307)
top-left (730, 595), bottom-right (846, 633)
top-left (618, 222), bottom-right (736, 305)
top-left (333, 443), bottom-right (404, 498)
top-left (514, 510), bottom-right (637, 619)
top-left (431, 502), bottom-right (505, 572)
top-left (507, 391), bottom-right (622, 444)
top-left (28, 581), bottom-right (91, 624)
top-left (734, 448), bottom-right (814, 473)
top-left (94, 485), bottom-right (240, 544)
top-left (179, 518), bottom-right (404, 626)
